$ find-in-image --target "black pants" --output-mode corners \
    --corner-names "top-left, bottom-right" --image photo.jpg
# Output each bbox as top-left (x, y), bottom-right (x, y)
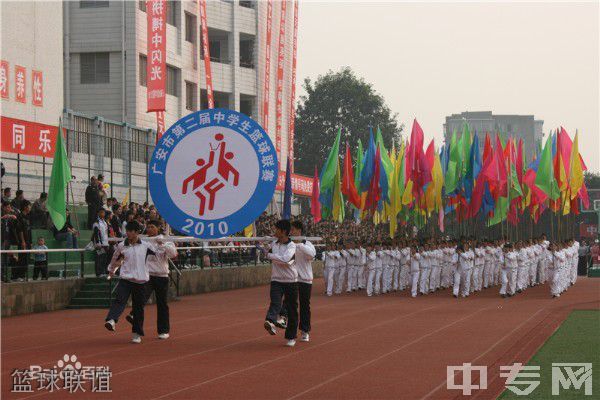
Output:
top-left (129, 276), bottom-right (170, 334)
top-left (105, 279), bottom-right (146, 336)
top-left (298, 282), bottom-right (312, 333)
top-left (266, 281), bottom-right (298, 340)
top-left (33, 261), bottom-right (48, 280)
top-left (280, 282), bottom-right (312, 333)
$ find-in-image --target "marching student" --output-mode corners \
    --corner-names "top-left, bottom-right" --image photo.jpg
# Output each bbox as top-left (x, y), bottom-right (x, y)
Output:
top-left (323, 243), bottom-right (340, 296)
top-left (336, 243), bottom-right (349, 294)
top-left (262, 219), bottom-right (299, 347)
top-left (357, 244), bottom-right (367, 290)
top-left (399, 242), bottom-right (411, 291)
top-left (473, 243), bottom-right (485, 292)
top-left (125, 220), bottom-right (177, 339)
top-left (410, 246), bottom-right (421, 298)
top-left (419, 244), bottom-right (431, 295)
top-left (104, 221), bottom-right (156, 343)
top-left (391, 241), bottom-right (401, 291)
top-left (382, 242), bottom-right (393, 294)
top-left (500, 243), bottom-right (518, 298)
top-left (365, 243), bottom-right (377, 297)
top-left (290, 220), bottom-right (316, 342)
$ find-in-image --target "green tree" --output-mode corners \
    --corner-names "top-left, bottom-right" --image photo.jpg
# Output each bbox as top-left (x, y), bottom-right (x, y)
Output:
top-left (293, 67), bottom-right (403, 175)
top-left (584, 171), bottom-right (600, 189)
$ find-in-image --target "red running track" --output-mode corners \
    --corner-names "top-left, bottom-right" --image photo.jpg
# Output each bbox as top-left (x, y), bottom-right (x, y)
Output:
top-left (2, 277), bottom-right (599, 400)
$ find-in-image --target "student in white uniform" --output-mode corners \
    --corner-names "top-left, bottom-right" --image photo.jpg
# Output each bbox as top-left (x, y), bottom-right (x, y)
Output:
top-left (400, 243), bottom-right (411, 291)
top-left (473, 243), bottom-right (485, 292)
top-left (391, 241), bottom-right (401, 291)
top-left (262, 220), bottom-right (298, 347)
top-left (336, 243), bottom-right (350, 294)
top-left (458, 243), bottom-right (474, 297)
top-left (346, 241), bottom-right (358, 292)
top-left (358, 245), bottom-right (367, 290)
top-left (374, 243), bottom-right (384, 295)
top-left (104, 221), bottom-right (156, 343)
top-left (429, 244), bottom-right (441, 292)
top-left (324, 243), bottom-right (340, 297)
top-left (290, 220), bottom-right (316, 342)
top-left (125, 220), bottom-right (177, 340)
top-left (410, 246), bottom-right (421, 298)
top-left (419, 244), bottom-right (431, 295)
top-left (366, 244), bottom-right (378, 297)
top-left (500, 243), bottom-right (518, 298)
top-left (382, 242), bottom-right (393, 294)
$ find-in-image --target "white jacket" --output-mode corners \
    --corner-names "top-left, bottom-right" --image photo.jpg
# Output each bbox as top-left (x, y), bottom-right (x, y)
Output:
top-left (267, 240), bottom-right (297, 283)
top-left (295, 241), bottom-right (316, 284)
top-left (144, 235), bottom-right (177, 277)
top-left (109, 239), bottom-right (155, 283)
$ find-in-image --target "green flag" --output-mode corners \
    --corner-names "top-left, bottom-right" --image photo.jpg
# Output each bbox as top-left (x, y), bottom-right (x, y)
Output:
top-left (534, 135), bottom-right (559, 200)
top-left (354, 139), bottom-right (364, 191)
top-left (319, 128), bottom-right (342, 218)
top-left (445, 130), bottom-right (459, 193)
top-left (375, 127), bottom-right (393, 176)
top-left (47, 120), bottom-right (72, 230)
top-left (489, 196), bottom-right (508, 226)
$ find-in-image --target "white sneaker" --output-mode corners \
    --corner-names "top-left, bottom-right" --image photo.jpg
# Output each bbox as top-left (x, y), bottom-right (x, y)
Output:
top-left (104, 319), bottom-right (116, 332)
top-left (264, 320), bottom-right (277, 335)
top-left (158, 333), bottom-right (170, 340)
top-left (286, 339), bottom-right (296, 347)
top-left (131, 333), bottom-right (142, 344)
top-left (301, 332), bottom-right (310, 342)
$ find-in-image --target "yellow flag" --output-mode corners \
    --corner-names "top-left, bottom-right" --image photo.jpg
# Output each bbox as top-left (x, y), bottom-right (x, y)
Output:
top-left (243, 224), bottom-right (254, 237)
top-left (569, 131), bottom-right (583, 200)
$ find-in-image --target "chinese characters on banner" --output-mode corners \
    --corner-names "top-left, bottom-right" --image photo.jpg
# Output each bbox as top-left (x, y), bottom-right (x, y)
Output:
top-left (1, 117), bottom-right (59, 157)
top-left (156, 111), bottom-right (166, 142)
top-left (288, 0), bottom-right (299, 171)
top-left (276, 171), bottom-right (313, 196)
top-left (261, 0), bottom-right (273, 132)
top-left (274, 0), bottom-right (287, 164)
top-left (1, 60), bottom-right (8, 99)
top-left (198, 0), bottom-right (214, 109)
top-left (15, 65), bottom-right (26, 103)
top-left (0, 62), bottom-right (44, 105)
top-left (146, 0), bottom-right (167, 112)
top-left (32, 70), bottom-right (43, 107)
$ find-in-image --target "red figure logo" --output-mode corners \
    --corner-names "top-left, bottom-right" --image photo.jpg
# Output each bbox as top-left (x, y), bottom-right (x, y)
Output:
top-left (182, 133), bottom-right (240, 216)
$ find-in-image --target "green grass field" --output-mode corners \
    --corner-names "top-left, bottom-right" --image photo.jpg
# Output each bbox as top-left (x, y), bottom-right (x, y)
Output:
top-left (499, 310), bottom-right (600, 399)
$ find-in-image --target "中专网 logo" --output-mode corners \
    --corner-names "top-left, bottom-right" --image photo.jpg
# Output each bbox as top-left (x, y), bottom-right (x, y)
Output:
top-left (149, 109), bottom-right (278, 238)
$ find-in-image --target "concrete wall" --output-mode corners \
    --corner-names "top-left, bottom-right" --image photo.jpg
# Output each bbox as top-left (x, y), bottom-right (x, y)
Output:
top-left (177, 261), bottom-right (323, 296)
top-left (1, 278), bottom-right (84, 317)
top-left (1, 261), bottom-right (324, 317)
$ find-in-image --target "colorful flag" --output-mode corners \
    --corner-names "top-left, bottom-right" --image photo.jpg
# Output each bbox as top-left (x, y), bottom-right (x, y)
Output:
top-left (47, 119), bottom-right (72, 230)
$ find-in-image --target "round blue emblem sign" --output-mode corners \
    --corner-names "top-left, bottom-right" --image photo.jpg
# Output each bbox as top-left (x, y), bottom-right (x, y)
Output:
top-left (149, 109), bottom-right (278, 238)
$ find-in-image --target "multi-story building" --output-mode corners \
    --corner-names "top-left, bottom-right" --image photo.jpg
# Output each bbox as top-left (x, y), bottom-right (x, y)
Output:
top-left (443, 111), bottom-right (544, 161)
top-left (64, 0), bottom-right (297, 167)
top-left (1, 1), bottom-right (64, 198)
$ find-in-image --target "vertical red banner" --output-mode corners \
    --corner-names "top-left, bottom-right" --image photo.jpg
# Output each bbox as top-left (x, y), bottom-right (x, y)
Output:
top-left (31, 70), bottom-right (43, 107)
top-left (262, 0), bottom-right (273, 131)
top-left (0, 61), bottom-right (8, 99)
top-left (146, 0), bottom-right (167, 112)
top-left (198, 0), bottom-right (214, 109)
top-left (288, 0), bottom-right (299, 172)
top-left (14, 65), bottom-right (26, 103)
top-left (156, 111), bottom-right (166, 143)
top-left (274, 0), bottom-right (288, 166)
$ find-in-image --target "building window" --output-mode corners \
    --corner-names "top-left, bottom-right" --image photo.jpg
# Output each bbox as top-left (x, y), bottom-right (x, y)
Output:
top-left (185, 13), bottom-right (196, 43)
top-left (80, 1), bottom-right (109, 8)
top-left (139, 0), bottom-right (146, 12)
top-left (166, 0), bottom-right (178, 27)
top-left (186, 81), bottom-right (197, 111)
top-left (166, 65), bottom-right (179, 96)
top-left (239, 1), bottom-right (255, 9)
top-left (240, 35), bottom-right (255, 68)
top-left (80, 53), bottom-right (110, 84)
top-left (139, 55), bottom-right (147, 87)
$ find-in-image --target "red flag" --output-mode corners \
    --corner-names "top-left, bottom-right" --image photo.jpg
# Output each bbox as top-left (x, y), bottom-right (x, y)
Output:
top-left (341, 142), bottom-right (361, 208)
top-left (516, 138), bottom-right (524, 184)
top-left (482, 133), bottom-right (492, 163)
top-left (310, 166), bottom-right (321, 223)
